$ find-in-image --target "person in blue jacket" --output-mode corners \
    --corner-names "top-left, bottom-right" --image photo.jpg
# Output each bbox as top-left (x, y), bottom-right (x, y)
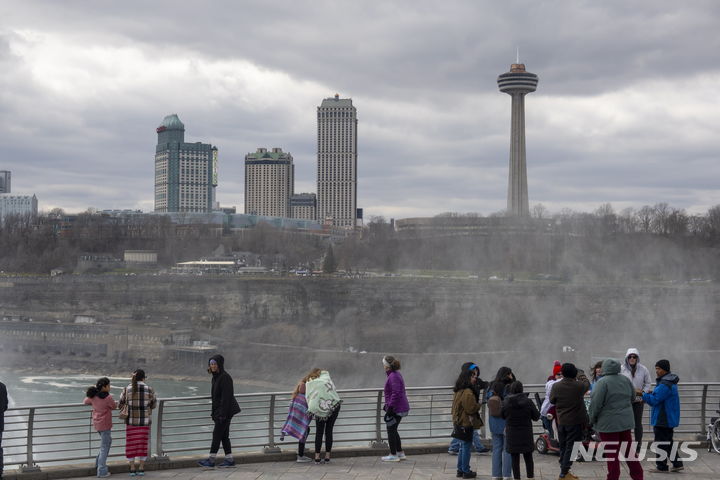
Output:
top-left (640, 359), bottom-right (683, 473)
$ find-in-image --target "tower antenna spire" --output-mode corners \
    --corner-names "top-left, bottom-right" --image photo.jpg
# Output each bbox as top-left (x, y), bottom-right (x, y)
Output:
top-left (516, 46), bottom-right (520, 64)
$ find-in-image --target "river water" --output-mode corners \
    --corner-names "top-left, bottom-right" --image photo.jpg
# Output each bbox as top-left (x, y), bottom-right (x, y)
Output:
top-left (1, 371), bottom-right (270, 408)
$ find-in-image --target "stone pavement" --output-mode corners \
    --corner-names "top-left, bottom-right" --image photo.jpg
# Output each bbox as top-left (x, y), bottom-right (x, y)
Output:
top-left (74, 450), bottom-right (720, 480)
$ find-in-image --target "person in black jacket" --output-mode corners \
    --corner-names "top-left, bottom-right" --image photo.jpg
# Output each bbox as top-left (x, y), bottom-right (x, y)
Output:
top-left (501, 381), bottom-right (540, 480)
top-left (198, 355), bottom-right (241, 468)
top-left (1, 380), bottom-right (7, 478)
top-left (549, 363), bottom-right (590, 480)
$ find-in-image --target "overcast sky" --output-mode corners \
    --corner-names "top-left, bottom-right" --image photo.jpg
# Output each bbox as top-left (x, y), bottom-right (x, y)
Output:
top-left (1, 1), bottom-right (718, 218)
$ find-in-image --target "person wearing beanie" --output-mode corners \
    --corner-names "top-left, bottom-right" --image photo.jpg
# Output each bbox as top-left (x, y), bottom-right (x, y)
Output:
top-left (549, 363), bottom-right (590, 480)
top-left (588, 358), bottom-right (643, 480)
top-left (198, 355), bottom-right (241, 468)
top-left (620, 348), bottom-right (652, 450)
top-left (642, 359), bottom-right (682, 473)
top-left (540, 361), bottom-right (563, 441)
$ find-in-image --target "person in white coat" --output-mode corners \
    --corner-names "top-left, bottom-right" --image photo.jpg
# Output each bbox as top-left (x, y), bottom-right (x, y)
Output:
top-left (620, 347), bottom-right (652, 449)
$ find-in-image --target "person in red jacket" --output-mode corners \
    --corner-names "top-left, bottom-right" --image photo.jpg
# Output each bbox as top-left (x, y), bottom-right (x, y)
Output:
top-left (84, 377), bottom-right (117, 478)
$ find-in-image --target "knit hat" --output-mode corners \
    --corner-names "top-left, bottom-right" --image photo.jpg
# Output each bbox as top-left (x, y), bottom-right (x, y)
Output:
top-left (561, 363), bottom-right (578, 379)
top-left (655, 359), bottom-right (671, 373)
top-left (552, 360), bottom-right (562, 376)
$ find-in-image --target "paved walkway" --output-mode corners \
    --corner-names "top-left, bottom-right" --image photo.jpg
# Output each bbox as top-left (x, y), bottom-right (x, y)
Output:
top-left (77, 450), bottom-right (720, 480)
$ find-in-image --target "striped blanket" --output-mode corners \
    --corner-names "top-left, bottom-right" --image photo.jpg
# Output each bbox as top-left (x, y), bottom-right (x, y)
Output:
top-left (281, 393), bottom-right (311, 441)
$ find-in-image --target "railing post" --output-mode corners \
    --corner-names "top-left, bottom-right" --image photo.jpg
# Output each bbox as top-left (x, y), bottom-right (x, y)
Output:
top-left (370, 391), bottom-right (387, 449)
top-left (154, 399), bottom-right (169, 461)
top-left (21, 407), bottom-right (40, 473)
top-left (700, 384), bottom-right (709, 437)
top-left (264, 394), bottom-right (281, 453)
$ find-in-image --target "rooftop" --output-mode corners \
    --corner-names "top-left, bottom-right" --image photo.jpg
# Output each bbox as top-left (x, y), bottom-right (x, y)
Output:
top-left (159, 113), bottom-right (185, 130)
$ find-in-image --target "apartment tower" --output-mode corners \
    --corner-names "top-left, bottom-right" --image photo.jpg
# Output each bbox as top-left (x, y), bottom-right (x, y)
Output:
top-left (317, 94), bottom-right (357, 227)
top-left (154, 114), bottom-right (218, 213)
top-left (244, 147), bottom-right (294, 217)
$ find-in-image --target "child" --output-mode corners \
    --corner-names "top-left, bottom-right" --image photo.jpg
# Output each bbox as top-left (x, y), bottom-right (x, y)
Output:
top-left (281, 369), bottom-right (318, 463)
top-left (84, 377), bottom-right (117, 478)
top-left (501, 381), bottom-right (540, 480)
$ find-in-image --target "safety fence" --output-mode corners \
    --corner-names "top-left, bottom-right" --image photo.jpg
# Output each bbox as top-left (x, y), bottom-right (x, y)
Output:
top-left (3, 382), bottom-right (719, 472)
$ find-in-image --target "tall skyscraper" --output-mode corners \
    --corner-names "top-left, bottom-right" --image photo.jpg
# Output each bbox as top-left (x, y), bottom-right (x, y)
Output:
top-left (498, 63), bottom-right (538, 217)
top-left (154, 114), bottom-right (218, 213)
top-left (0, 171), bottom-right (10, 193)
top-left (317, 94), bottom-right (357, 228)
top-left (244, 147), bottom-right (294, 217)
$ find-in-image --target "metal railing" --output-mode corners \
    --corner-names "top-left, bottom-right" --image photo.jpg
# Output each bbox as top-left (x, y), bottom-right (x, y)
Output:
top-left (4, 382), bottom-right (720, 472)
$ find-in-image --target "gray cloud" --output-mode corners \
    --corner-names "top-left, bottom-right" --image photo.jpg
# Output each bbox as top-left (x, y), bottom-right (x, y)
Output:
top-left (0, 0), bottom-right (718, 217)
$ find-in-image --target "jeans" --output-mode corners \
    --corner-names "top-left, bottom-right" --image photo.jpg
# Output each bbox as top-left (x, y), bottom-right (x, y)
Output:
top-left (449, 430), bottom-right (488, 452)
top-left (491, 433), bottom-right (512, 478)
top-left (541, 416), bottom-right (555, 439)
top-left (457, 438), bottom-right (472, 473)
top-left (557, 423), bottom-right (583, 476)
top-left (210, 417), bottom-right (232, 454)
top-left (598, 430), bottom-right (643, 480)
top-left (95, 430), bottom-right (112, 477)
top-left (654, 426), bottom-right (683, 471)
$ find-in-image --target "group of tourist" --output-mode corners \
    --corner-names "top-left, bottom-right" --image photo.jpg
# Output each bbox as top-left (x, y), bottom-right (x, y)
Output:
top-left (76, 353), bottom-right (410, 477)
top-left (0, 348), bottom-right (685, 480)
top-left (451, 349), bottom-right (683, 480)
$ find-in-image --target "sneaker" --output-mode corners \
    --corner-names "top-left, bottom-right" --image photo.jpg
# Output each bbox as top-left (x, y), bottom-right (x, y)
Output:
top-left (197, 458), bottom-right (215, 468)
top-left (462, 471), bottom-right (477, 479)
top-left (296, 455), bottom-right (313, 463)
top-left (381, 455), bottom-right (400, 462)
top-left (136, 471), bottom-right (144, 477)
top-left (648, 468), bottom-right (669, 473)
top-left (561, 474), bottom-right (580, 480)
top-left (128, 473), bottom-right (136, 477)
top-left (456, 470), bottom-right (463, 478)
top-left (217, 459), bottom-right (236, 468)
top-left (98, 473), bottom-right (111, 478)
top-left (448, 450), bottom-right (459, 456)
top-left (397, 452), bottom-right (407, 460)
top-left (670, 466), bottom-right (685, 472)
top-left (323, 458), bottom-right (331, 464)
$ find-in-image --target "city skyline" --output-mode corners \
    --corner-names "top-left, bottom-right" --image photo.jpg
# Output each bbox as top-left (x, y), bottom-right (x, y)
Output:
top-left (0, 1), bottom-right (718, 218)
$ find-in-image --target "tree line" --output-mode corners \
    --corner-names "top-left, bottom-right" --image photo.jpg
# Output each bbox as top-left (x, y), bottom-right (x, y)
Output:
top-left (1, 203), bottom-right (719, 280)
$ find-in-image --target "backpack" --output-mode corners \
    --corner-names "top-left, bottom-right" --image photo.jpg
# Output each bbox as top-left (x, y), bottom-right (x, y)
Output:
top-left (487, 393), bottom-right (502, 418)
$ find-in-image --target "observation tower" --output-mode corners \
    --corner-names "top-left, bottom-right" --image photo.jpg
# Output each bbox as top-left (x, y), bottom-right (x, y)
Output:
top-left (497, 62), bottom-right (539, 217)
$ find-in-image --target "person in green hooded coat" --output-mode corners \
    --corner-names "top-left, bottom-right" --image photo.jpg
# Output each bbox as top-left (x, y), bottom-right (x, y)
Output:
top-left (588, 358), bottom-right (643, 480)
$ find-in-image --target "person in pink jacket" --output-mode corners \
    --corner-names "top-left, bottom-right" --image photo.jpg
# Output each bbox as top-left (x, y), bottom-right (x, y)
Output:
top-left (84, 377), bottom-right (117, 478)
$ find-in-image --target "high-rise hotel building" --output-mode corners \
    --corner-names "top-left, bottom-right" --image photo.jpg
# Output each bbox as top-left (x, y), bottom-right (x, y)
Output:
top-left (154, 114), bottom-right (218, 213)
top-left (317, 94), bottom-right (357, 228)
top-left (244, 148), bottom-right (294, 217)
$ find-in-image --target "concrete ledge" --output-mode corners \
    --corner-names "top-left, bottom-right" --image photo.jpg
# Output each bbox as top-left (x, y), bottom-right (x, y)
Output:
top-left (2, 443), bottom-right (451, 480)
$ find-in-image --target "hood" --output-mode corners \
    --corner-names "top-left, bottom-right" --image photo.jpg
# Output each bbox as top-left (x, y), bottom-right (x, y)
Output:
top-left (601, 358), bottom-right (621, 375)
top-left (625, 348), bottom-right (640, 360)
top-left (659, 373), bottom-right (680, 386)
top-left (209, 354), bottom-right (225, 374)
